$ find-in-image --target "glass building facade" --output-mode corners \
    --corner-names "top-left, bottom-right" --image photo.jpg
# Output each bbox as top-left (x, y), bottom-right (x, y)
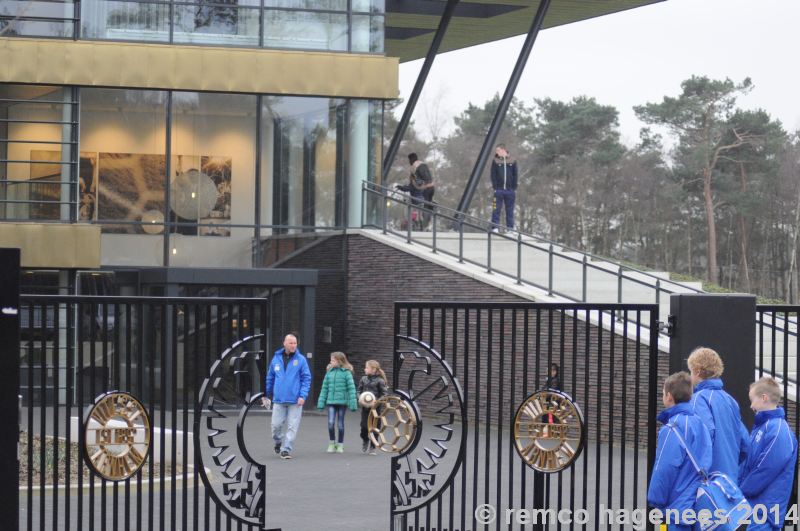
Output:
top-left (0, 0), bottom-right (385, 52)
top-left (0, 84), bottom-right (383, 267)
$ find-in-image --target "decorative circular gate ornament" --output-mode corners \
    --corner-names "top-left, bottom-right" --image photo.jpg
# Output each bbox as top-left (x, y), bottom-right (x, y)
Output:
top-left (513, 390), bottom-right (584, 473)
top-left (367, 395), bottom-right (418, 453)
top-left (83, 392), bottom-right (151, 481)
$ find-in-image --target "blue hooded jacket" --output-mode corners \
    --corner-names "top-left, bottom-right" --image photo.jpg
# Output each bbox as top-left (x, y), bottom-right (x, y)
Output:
top-left (490, 155), bottom-right (518, 191)
top-left (690, 378), bottom-right (749, 478)
top-left (739, 407), bottom-right (798, 530)
top-left (265, 347), bottom-right (311, 404)
top-left (648, 402), bottom-right (712, 525)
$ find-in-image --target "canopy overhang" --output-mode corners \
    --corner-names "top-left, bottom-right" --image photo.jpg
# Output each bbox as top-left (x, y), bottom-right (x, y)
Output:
top-left (385, 0), bottom-right (664, 62)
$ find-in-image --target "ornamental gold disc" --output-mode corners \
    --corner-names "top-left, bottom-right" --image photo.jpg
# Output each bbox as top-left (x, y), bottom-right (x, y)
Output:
top-left (367, 395), bottom-right (418, 454)
top-left (513, 390), bottom-right (584, 473)
top-left (83, 392), bottom-right (151, 481)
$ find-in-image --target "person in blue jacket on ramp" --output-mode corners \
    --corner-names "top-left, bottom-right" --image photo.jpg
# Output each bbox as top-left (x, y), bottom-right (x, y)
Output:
top-left (262, 333), bottom-right (311, 460)
top-left (739, 376), bottom-right (798, 530)
top-left (648, 371), bottom-right (712, 530)
top-left (687, 347), bottom-right (749, 478)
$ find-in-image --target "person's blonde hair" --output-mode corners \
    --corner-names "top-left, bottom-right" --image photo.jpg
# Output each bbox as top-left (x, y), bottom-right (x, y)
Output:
top-left (664, 372), bottom-right (693, 404)
top-left (366, 359), bottom-right (387, 382)
top-left (687, 347), bottom-right (724, 379)
top-left (329, 351), bottom-right (354, 373)
top-left (750, 376), bottom-right (782, 404)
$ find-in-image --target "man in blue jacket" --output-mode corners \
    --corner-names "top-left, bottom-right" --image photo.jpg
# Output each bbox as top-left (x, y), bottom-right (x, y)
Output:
top-left (739, 376), bottom-right (798, 530)
top-left (261, 333), bottom-right (311, 459)
top-left (687, 347), bottom-right (749, 478)
top-left (648, 371), bottom-right (712, 530)
top-left (490, 144), bottom-right (518, 234)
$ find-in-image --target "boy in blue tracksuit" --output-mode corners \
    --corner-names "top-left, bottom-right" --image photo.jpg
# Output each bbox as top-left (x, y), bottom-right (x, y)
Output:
top-left (739, 376), bottom-right (798, 530)
top-left (490, 144), bottom-right (518, 233)
top-left (648, 371), bottom-right (712, 530)
top-left (687, 347), bottom-right (749, 478)
top-left (262, 333), bottom-right (311, 459)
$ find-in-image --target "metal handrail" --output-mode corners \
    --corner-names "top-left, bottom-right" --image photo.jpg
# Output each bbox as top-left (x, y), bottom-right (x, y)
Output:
top-left (361, 181), bottom-right (703, 309)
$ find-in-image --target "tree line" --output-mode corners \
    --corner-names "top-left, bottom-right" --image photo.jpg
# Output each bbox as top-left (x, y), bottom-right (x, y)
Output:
top-left (384, 76), bottom-right (800, 302)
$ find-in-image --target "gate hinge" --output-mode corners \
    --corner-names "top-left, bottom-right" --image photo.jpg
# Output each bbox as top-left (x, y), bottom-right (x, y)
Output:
top-left (657, 315), bottom-right (676, 337)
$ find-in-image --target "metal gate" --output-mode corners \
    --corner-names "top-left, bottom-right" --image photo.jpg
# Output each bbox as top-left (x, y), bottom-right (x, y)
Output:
top-left (388, 302), bottom-right (662, 530)
top-left (18, 294), bottom-right (271, 530)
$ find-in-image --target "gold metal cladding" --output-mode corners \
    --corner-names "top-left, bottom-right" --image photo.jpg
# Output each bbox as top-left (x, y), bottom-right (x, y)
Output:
top-left (0, 38), bottom-right (399, 100)
top-left (84, 392), bottom-right (151, 481)
top-left (513, 390), bottom-right (584, 473)
top-left (0, 223), bottom-right (100, 268)
top-left (367, 395), bottom-right (417, 454)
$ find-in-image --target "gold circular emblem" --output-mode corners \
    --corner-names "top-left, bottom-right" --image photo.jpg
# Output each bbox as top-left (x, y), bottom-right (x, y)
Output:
top-left (513, 390), bottom-right (584, 473)
top-left (83, 392), bottom-right (151, 481)
top-left (367, 395), bottom-right (418, 454)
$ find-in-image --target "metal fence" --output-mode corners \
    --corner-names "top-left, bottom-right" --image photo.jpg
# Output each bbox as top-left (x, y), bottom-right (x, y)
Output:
top-left (389, 302), bottom-right (662, 530)
top-left (18, 294), bottom-right (269, 530)
top-left (363, 181), bottom-right (701, 324)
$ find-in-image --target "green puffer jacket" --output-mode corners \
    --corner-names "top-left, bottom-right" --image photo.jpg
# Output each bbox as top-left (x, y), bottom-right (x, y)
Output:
top-left (317, 367), bottom-right (357, 411)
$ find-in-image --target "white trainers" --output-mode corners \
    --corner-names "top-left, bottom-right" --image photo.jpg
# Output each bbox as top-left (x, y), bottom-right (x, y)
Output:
top-left (490, 227), bottom-right (500, 234)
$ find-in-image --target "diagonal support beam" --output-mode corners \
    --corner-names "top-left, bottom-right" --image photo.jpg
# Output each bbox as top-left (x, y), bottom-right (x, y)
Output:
top-left (456, 0), bottom-right (552, 215)
top-left (382, 0), bottom-right (460, 181)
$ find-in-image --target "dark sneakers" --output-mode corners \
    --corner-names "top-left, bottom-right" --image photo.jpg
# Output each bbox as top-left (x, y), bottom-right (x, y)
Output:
top-left (280, 450), bottom-right (292, 459)
top-left (274, 443), bottom-right (281, 455)
top-left (362, 440), bottom-right (369, 453)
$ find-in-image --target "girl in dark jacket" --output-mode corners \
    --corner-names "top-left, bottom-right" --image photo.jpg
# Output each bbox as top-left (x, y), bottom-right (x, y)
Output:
top-left (317, 352), bottom-right (358, 453)
top-left (358, 360), bottom-right (389, 454)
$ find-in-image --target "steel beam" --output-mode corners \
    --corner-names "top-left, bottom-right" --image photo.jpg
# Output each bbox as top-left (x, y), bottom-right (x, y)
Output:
top-left (381, 0), bottom-right (460, 181)
top-left (456, 0), bottom-right (552, 214)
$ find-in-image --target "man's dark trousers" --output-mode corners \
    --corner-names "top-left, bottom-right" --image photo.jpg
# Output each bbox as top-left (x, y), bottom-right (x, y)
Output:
top-left (491, 189), bottom-right (515, 229)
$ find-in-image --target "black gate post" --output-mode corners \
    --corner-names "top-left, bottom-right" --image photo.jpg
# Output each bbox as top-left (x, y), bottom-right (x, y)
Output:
top-left (0, 248), bottom-right (20, 530)
top-left (669, 294), bottom-right (756, 425)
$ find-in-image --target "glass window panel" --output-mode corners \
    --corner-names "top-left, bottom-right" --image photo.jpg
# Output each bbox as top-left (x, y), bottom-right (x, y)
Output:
top-left (263, 10), bottom-right (347, 51)
top-left (80, 88), bottom-right (167, 266)
top-left (352, 0), bottom-right (383, 14)
top-left (352, 14), bottom-right (382, 53)
top-left (169, 92), bottom-right (256, 267)
top-left (81, 0), bottom-right (170, 42)
top-left (0, 85), bottom-right (74, 222)
top-left (260, 96), bottom-right (345, 232)
top-left (264, 0), bottom-right (346, 11)
top-left (0, 0), bottom-right (75, 37)
top-left (173, 3), bottom-right (259, 46)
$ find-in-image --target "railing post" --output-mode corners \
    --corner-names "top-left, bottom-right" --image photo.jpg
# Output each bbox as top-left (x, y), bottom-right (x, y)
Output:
top-left (381, 186), bottom-right (388, 234)
top-left (548, 244), bottom-right (553, 296)
top-left (516, 232), bottom-right (522, 284)
top-left (655, 279), bottom-right (661, 307)
top-left (458, 220), bottom-right (464, 263)
top-left (617, 266), bottom-right (623, 304)
top-left (406, 201), bottom-right (412, 243)
top-left (431, 211), bottom-right (437, 253)
top-left (486, 230), bottom-right (492, 273)
top-left (582, 255), bottom-right (588, 302)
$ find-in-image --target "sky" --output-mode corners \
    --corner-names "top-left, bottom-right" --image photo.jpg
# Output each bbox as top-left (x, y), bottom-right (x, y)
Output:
top-left (396, 0), bottom-right (800, 147)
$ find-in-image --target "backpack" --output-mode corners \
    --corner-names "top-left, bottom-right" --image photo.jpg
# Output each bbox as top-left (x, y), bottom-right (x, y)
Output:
top-left (667, 423), bottom-right (752, 530)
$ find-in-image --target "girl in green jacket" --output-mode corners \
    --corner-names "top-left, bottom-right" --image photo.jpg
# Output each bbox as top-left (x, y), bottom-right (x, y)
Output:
top-left (317, 351), bottom-right (358, 453)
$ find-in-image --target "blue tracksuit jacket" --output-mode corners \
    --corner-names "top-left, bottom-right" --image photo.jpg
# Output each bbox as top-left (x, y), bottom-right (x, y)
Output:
top-left (691, 379), bottom-right (749, 478)
top-left (265, 347), bottom-right (311, 404)
top-left (739, 407), bottom-right (798, 530)
top-left (648, 402), bottom-right (712, 530)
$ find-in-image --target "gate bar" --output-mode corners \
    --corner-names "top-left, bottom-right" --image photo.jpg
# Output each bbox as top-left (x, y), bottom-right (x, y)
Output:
top-left (456, 0), bottom-right (552, 215)
top-left (0, 248), bottom-right (20, 531)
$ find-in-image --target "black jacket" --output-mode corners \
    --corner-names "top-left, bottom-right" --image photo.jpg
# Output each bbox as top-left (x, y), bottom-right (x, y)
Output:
top-left (490, 155), bottom-right (518, 191)
top-left (357, 374), bottom-right (388, 398)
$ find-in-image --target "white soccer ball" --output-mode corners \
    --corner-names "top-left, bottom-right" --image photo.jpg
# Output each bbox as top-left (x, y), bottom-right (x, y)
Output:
top-left (359, 391), bottom-right (377, 408)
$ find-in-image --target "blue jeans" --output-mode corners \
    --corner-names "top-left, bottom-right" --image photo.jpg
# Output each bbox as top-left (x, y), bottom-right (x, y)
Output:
top-left (327, 405), bottom-right (347, 443)
top-left (271, 403), bottom-right (303, 452)
top-left (491, 189), bottom-right (516, 229)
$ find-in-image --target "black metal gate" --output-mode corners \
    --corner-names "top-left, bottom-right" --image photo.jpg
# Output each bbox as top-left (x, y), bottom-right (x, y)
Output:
top-left (18, 294), bottom-right (270, 530)
top-left (389, 302), bottom-right (662, 530)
